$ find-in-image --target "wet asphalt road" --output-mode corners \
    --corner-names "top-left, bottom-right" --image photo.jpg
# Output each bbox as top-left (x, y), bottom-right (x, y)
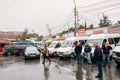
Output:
top-left (0, 56), bottom-right (120, 80)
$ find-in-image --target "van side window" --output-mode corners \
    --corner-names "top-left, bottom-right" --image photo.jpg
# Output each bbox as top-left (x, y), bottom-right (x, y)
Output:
top-left (108, 38), bottom-right (114, 45)
top-left (56, 43), bottom-right (61, 48)
top-left (114, 37), bottom-right (120, 44)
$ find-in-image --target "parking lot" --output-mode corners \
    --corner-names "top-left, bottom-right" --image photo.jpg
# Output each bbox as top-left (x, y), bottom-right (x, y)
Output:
top-left (0, 56), bottom-right (120, 80)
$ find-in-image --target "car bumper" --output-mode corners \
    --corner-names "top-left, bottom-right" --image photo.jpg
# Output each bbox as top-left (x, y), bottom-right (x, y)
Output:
top-left (25, 54), bottom-right (40, 59)
top-left (58, 54), bottom-right (71, 58)
top-left (49, 52), bottom-right (58, 57)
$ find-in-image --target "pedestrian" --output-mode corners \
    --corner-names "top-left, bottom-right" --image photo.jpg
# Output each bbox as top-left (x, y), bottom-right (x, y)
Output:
top-left (93, 42), bottom-right (103, 78)
top-left (42, 44), bottom-right (51, 64)
top-left (102, 42), bottom-right (112, 68)
top-left (84, 43), bottom-right (92, 64)
top-left (74, 41), bottom-right (83, 64)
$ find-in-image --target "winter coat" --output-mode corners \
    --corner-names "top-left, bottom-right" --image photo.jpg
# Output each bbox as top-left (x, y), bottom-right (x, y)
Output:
top-left (75, 45), bottom-right (82, 54)
top-left (84, 45), bottom-right (91, 53)
top-left (44, 48), bottom-right (49, 56)
top-left (94, 46), bottom-right (103, 62)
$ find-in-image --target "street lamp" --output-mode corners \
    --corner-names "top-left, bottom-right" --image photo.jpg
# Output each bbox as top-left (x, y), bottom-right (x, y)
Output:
top-left (73, 0), bottom-right (77, 37)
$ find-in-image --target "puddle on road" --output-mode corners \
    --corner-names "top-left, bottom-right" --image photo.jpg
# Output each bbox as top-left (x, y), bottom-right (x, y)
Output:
top-left (0, 56), bottom-right (120, 80)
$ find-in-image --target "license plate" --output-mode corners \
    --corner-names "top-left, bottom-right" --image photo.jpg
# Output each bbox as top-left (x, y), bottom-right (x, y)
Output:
top-left (30, 55), bottom-right (35, 57)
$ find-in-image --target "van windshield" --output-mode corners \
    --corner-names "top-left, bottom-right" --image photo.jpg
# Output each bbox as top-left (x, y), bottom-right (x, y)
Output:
top-left (117, 40), bottom-right (120, 46)
top-left (61, 41), bottom-right (73, 47)
top-left (87, 39), bottom-right (103, 47)
top-left (48, 43), bottom-right (57, 48)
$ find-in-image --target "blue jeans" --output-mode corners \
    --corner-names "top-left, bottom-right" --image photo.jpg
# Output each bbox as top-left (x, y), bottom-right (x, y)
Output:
top-left (85, 52), bottom-right (92, 64)
top-left (103, 54), bottom-right (110, 66)
top-left (76, 53), bottom-right (82, 64)
top-left (96, 60), bottom-right (103, 77)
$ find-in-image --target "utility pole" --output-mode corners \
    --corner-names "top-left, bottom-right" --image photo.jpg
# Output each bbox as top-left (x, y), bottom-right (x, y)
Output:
top-left (46, 24), bottom-right (51, 38)
top-left (67, 25), bottom-right (70, 37)
top-left (73, 0), bottom-right (77, 37)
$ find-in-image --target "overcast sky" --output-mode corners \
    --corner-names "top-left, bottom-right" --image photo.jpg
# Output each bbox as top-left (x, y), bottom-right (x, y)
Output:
top-left (0, 0), bottom-right (120, 35)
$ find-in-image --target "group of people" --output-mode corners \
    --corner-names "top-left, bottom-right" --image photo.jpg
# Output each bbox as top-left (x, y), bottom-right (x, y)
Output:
top-left (42, 40), bottom-right (112, 78)
top-left (74, 40), bottom-right (112, 78)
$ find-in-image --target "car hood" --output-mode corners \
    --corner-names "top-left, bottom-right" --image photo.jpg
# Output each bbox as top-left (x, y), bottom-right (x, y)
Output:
top-left (57, 47), bottom-right (72, 52)
top-left (48, 48), bottom-right (54, 51)
top-left (113, 46), bottom-right (120, 52)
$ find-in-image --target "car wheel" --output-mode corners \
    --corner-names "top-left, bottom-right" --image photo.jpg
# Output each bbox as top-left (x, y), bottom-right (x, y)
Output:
top-left (110, 56), bottom-right (113, 61)
top-left (7, 51), bottom-right (12, 56)
top-left (24, 56), bottom-right (28, 60)
top-left (54, 52), bottom-right (58, 57)
top-left (19, 51), bottom-right (24, 56)
top-left (115, 60), bottom-right (120, 65)
top-left (59, 56), bottom-right (63, 60)
top-left (37, 55), bottom-right (40, 59)
top-left (70, 53), bottom-right (75, 59)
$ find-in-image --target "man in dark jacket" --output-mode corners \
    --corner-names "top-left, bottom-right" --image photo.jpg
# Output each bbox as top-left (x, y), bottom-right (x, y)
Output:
top-left (75, 41), bottom-right (82, 64)
top-left (93, 42), bottom-right (103, 78)
top-left (102, 42), bottom-right (112, 68)
top-left (84, 43), bottom-right (92, 64)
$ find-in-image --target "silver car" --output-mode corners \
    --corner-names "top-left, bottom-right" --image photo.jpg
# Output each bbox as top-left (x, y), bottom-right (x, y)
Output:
top-left (24, 46), bottom-right (40, 60)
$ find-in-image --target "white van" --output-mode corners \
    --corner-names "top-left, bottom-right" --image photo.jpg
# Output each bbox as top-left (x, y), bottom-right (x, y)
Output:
top-left (113, 39), bottom-right (120, 65)
top-left (85, 33), bottom-right (120, 60)
top-left (48, 41), bottom-right (63, 57)
top-left (57, 36), bottom-right (89, 59)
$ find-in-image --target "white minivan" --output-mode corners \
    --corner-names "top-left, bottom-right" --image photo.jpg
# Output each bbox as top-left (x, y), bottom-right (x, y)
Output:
top-left (85, 33), bottom-right (120, 61)
top-left (48, 41), bottom-right (63, 57)
top-left (113, 39), bottom-right (120, 65)
top-left (57, 36), bottom-right (89, 59)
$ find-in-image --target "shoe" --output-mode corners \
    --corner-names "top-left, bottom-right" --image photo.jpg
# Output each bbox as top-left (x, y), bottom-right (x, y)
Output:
top-left (95, 75), bottom-right (102, 78)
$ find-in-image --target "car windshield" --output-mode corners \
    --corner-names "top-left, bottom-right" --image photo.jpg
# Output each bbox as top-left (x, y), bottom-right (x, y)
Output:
top-left (87, 39), bottom-right (103, 47)
top-left (48, 43), bottom-right (57, 48)
top-left (61, 41), bottom-right (73, 48)
top-left (117, 40), bottom-right (120, 46)
top-left (26, 47), bottom-right (38, 53)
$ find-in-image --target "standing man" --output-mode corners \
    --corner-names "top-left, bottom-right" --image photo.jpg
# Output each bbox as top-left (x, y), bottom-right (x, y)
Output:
top-left (93, 42), bottom-right (103, 78)
top-left (75, 41), bottom-right (82, 64)
top-left (102, 42), bottom-right (112, 68)
top-left (42, 44), bottom-right (51, 64)
top-left (84, 43), bottom-right (92, 64)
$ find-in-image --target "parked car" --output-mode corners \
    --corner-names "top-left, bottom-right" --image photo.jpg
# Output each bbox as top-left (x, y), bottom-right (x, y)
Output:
top-left (48, 41), bottom-right (63, 57)
top-left (24, 46), bottom-right (41, 60)
top-left (113, 40), bottom-right (120, 65)
top-left (3, 44), bottom-right (28, 56)
top-left (3, 40), bottom-right (40, 56)
top-left (0, 40), bottom-right (13, 54)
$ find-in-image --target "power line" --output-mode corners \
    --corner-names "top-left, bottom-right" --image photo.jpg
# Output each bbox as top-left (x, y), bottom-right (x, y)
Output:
top-left (40, 0), bottom-right (65, 17)
top-left (52, 11), bottom-right (73, 32)
top-left (77, 0), bottom-right (110, 9)
top-left (78, 1), bottom-right (120, 12)
top-left (53, 16), bottom-right (74, 34)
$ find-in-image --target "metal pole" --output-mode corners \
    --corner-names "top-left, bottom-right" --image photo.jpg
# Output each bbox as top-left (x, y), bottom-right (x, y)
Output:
top-left (73, 0), bottom-right (77, 37)
top-left (68, 25), bottom-right (70, 37)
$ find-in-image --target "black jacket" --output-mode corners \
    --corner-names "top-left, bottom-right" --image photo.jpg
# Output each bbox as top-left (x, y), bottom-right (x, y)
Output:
top-left (84, 45), bottom-right (91, 53)
top-left (94, 46), bottom-right (103, 62)
top-left (75, 45), bottom-right (82, 54)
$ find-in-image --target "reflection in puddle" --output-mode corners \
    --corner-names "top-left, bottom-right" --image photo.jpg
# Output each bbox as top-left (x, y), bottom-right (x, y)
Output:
top-left (43, 63), bottom-right (50, 80)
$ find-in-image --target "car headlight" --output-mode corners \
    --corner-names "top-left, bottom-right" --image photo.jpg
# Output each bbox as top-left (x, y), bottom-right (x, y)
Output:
top-left (64, 51), bottom-right (71, 54)
top-left (49, 51), bottom-right (53, 53)
top-left (112, 53), bottom-right (116, 56)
